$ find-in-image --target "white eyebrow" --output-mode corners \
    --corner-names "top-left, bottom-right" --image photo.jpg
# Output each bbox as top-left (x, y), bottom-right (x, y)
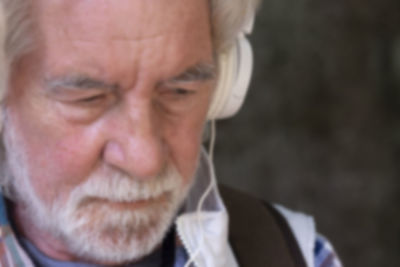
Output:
top-left (45, 75), bottom-right (120, 92)
top-left (167, 62), bottom-right (217, 83)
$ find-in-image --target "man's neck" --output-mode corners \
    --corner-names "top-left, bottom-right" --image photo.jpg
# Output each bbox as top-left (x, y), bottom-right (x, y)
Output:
top-left (12, 202), bottom-right (81, 262)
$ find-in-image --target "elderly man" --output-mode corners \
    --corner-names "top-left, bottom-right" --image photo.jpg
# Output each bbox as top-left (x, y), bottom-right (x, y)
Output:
top-left (0, 0), bottom-right (341, 266)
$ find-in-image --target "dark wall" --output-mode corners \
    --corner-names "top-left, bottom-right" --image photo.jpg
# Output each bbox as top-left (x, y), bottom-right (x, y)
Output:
top-left (214, 1), bottom-right (400, 266)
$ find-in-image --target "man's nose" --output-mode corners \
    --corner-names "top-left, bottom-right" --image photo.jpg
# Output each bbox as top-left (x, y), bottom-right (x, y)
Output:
top-left (102, 100), bottom-right (166, 180)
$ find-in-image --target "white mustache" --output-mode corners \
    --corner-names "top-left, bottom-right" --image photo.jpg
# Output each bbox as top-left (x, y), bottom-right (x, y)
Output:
top-left (67, 165), bottom-right (182, 206)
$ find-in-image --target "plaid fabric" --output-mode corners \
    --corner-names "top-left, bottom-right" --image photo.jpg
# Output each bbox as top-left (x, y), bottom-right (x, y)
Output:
top-left (0, 197), bottom-right (34, 267)
top-left (174, 235), bottom-right (343, 267)
top-left (314, 235), bottom-right (343, 267)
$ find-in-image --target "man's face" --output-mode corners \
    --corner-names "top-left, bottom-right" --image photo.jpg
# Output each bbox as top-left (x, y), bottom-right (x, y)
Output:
top-left (4, 0), bottom-right (215, 264)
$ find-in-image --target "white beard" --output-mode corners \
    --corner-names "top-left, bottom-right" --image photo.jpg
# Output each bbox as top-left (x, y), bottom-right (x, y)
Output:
top-left (2, 116), bottom-right (194, 264)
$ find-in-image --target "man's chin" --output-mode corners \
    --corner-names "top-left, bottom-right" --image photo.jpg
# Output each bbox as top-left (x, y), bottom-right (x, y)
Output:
top-left (60, 209), bottom-right (175, 264)
top-left (54, 190), bottom-right (184, 264)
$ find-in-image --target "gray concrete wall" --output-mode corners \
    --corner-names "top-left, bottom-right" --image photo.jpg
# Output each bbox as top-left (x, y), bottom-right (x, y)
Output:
top-left (214, 1), bottom-right (400, 266)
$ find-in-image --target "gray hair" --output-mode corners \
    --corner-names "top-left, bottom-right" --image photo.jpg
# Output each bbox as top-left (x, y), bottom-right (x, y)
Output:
top-left (0, 0), bottom-right (33, 103)
top-left (211, 0), bottom-right (261, 52)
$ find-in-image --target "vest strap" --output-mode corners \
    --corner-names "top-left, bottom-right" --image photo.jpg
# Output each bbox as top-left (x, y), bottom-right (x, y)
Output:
top-left (219, 185), bottom-right (308, 267)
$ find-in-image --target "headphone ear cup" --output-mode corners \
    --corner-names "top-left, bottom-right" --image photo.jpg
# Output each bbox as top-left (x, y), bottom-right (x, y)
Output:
top-left (207, 35), bottom-right (253, 120)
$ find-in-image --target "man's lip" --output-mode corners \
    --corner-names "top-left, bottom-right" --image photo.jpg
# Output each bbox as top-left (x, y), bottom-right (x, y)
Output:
top-left (82, 194), bottom-right (168, 209)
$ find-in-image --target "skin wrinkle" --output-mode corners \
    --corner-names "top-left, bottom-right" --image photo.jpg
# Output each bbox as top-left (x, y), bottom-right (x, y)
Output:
top-left (66, 32), bottom-right (169, 45)
top-left (44, 1), bottom-right (198, 44)
top-left (42, 61), bottom-right (216, 111)
top-left (5, 0), bottom-right (214, 264)
top-left (42, 33), bottom-right (210, 96)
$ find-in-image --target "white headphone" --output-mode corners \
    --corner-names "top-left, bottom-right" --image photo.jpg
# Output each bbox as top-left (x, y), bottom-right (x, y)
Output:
top-left (207, 14), bottom-right (255, 120)
top-left (183, 17), bottom-right (255, 266)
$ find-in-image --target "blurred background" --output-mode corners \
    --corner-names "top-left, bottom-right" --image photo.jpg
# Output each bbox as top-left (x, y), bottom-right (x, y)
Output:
top-left (214, 1), bottom-right (400, 266)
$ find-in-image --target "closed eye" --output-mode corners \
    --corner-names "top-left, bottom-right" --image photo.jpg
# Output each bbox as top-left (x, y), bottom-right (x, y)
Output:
top-left (76, 94), bottom-right (106, 103)
top-left (173, 88), bottom-right (195, 95)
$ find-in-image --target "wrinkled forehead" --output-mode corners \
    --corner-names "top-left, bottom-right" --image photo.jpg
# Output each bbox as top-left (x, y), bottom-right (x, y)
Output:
top-left (34, 0), bottom-right (211, 42)
top-left (27, 0), bottom-right (214, 84)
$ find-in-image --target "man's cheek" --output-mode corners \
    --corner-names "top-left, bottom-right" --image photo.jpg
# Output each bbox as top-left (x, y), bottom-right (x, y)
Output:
top-left (171, 132), bottom-right (203, 182)
top-left (32, 135), bottom-right (98, 185)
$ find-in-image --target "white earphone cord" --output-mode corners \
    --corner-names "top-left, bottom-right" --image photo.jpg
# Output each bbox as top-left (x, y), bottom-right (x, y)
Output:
top-left (183, 120), bottom-right (217, 267)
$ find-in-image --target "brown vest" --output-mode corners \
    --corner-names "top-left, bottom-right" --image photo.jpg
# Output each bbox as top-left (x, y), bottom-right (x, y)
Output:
top-left (219, 185), bottom-right (308, 267)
